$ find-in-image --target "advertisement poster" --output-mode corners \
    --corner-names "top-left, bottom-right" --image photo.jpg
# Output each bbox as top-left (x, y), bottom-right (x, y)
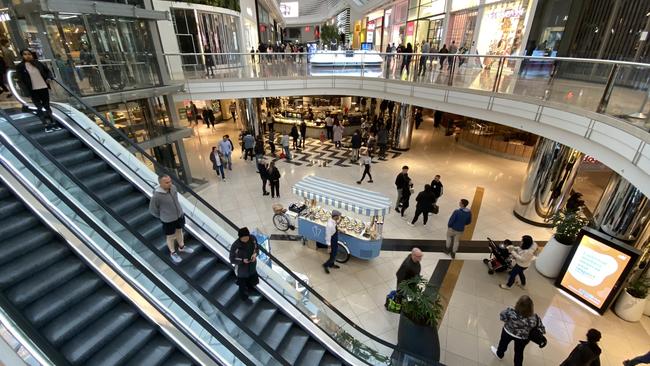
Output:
top-left (557, 229), bottom-right (639, 313)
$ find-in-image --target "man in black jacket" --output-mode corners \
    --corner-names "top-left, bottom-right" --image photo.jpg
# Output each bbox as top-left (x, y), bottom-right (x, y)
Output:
top-left (410, 184), bottom-right (436, 226)
top-left (395, 248), bottom-right (423, 302)
top-left (560, 328), bottom-right (601, 366)
top-left (351, 130), bottom-right (362, 162)
top-left (15, 49), bottom-right (59, 133)
top-left (431, 175), bottom-right (444, 203)
top-left (395, 166), bottom-right (410, 212)
top-left (258, 162), bottom-right (270, 196)
top-left (229, 227), bottom-right (259, 300)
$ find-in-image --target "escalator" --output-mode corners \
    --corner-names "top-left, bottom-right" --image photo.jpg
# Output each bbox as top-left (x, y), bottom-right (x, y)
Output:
top-left (0, 180), bottom-right (198, 366)
top-left (8, 114), bottom-right (344, 366)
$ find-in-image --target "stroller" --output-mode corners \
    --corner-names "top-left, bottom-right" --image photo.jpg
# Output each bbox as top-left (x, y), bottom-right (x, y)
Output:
top-left (483, 238), bottom-right (514, 275)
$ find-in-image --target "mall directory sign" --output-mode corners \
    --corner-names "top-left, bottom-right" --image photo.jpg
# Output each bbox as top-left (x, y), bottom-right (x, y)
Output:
top-left (555, 227), bottom-right (640, 314)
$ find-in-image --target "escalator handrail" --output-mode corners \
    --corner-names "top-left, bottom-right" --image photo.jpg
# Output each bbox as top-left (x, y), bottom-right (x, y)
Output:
top-left (0, 108), bottom-right (294, 366)
top-left (0, 109), bottom-right (252, 366)
top-left (8, 73), bottom-right (404, 355)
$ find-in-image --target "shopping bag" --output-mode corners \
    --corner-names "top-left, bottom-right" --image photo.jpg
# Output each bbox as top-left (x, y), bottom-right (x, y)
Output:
top-left (279, 151), bottom-right (286, 159)
top-left (384, 290), bottom-right (401, 313)
top-left (431, 204), bottom-right (439, 214)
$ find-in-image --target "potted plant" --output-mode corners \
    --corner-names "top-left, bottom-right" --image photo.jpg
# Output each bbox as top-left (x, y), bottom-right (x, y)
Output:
top-left (615, 276), bottom-right (649, 322)
top-left (535, 208), bottom-right (589, 278)
top-left (396, 276), bottom-right (443, 362)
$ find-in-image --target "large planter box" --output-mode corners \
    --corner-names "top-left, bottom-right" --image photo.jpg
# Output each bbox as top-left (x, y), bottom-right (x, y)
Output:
top-left (615, 290), bottom-right (647, 322)
top-left (535, 236), bottom-right (573, 278)
top-left (397, 313), bottom-right (440, 362)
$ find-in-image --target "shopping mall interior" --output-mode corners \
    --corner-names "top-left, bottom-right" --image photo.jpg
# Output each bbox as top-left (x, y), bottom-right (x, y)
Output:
top-left (0, 0), bottom-right (648, 365)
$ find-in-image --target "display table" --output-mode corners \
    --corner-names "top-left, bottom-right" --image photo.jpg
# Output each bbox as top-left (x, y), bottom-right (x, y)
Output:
top-left (291, 175), bottom-right (391, 260)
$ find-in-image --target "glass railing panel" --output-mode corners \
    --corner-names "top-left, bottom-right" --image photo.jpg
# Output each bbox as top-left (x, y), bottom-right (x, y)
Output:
top-left (0, 116), bottom-right (277, 366)
top-left (606, 64), bottom-right (650, 130)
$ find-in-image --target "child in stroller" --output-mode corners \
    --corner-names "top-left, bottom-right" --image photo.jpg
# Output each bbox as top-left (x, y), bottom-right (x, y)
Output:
top-left (483, 238), bottom-right (514, 274)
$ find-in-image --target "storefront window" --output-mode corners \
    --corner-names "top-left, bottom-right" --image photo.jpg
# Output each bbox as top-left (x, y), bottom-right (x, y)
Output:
top-left (476, 0), bottom-right (530, 59)
top-left (451, 0), bottom-right (479, 11)
top-left (445, 9), bottom-right (478, 48)
top-left (92, 97), bottom-right (170, 143)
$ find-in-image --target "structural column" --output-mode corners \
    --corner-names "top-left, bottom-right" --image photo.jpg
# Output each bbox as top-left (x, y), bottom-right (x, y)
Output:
top-left (513, 137), bottom-right (582, 226)
top-left (241, 98), bottom-right (261, 137)
top-left (392, 103), bottom-right (414, 151)
top-left (592, 174), bottom-right (650, 245)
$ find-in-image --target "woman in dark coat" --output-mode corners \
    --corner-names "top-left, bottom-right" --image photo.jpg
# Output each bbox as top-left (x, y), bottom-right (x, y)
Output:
top-left (268, 162), bottom-right (281, 198)
top-left (400, 43), bottom-right (413, 76)
top-left (410, 184), bottom-right (435, 226)
top-left (290, 125), bottom-right (300, 150)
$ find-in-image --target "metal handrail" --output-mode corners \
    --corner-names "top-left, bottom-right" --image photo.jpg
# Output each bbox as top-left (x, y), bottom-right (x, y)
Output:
top-left (6, 70), bottom-right (415, 363)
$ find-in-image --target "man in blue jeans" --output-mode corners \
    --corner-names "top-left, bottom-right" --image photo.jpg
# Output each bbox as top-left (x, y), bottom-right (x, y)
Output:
top-left (446, 198), bottom-right (472, 259)
top-left (323, 210), bottom-right (342, 274)
top-left (218, 135), bottom-right (233, 170)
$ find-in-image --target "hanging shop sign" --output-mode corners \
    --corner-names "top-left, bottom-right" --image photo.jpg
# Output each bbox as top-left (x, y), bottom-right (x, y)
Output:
top-left (406, 21), bottom-right (415, 36)
top-left (487, 7), bottom-right (525, 19)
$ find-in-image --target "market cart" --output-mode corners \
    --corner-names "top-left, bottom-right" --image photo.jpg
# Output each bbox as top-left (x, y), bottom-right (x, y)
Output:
top-left (291, 175), bottom-right (391, 260)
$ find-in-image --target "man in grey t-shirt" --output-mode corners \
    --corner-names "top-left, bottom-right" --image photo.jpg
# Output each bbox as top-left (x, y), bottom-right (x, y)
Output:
top-left (149, 175), bottom-right (194, 263)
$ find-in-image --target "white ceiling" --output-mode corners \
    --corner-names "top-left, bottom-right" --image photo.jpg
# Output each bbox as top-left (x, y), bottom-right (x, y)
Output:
top-left (280, 0), bottom-right (386, 25)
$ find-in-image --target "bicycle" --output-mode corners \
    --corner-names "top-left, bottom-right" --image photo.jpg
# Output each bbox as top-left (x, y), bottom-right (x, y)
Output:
top-left (272, 203), bottom-right (350, 263)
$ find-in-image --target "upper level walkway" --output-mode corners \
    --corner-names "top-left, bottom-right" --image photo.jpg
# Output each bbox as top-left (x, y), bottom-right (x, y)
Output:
top-left (165, 52), bottom-right (650, 196)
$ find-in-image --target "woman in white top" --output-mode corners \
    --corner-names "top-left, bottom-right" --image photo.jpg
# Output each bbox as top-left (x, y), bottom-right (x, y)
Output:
top-left (500, 235), bottom-right (537, 290)
top-left (15, 49), bottom-right (59, 133)
top-left (356, 151), bottom-right (373, 184)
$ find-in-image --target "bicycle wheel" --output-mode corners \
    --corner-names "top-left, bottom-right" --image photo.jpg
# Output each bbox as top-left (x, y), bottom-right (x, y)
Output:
top-left (273, 214), bottom-right (290, 231)
top-left (336, 242), bottom-right (351, 263)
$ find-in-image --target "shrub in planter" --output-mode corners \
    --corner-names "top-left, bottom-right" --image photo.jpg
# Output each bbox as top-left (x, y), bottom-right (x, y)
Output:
top-left (396, 276), bottom-right (443, 362)
top-left (615, 277), bottom-right (650, 322)
top-left (536, 209), bottom-right (589, 278)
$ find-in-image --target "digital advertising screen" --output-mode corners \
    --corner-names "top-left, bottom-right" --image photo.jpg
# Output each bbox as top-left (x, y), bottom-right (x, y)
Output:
top-left (556, 227), bottom-right (640, 314)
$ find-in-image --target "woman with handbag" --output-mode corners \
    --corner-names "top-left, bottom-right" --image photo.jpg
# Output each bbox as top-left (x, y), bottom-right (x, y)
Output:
top-left (491, 295), bottom-right (546, 366)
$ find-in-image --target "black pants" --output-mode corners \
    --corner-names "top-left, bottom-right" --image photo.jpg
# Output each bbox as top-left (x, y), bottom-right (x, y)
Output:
top-left (411, 208), bottom-right (428, 225)
top-left (31, 88), bottom-right (53, 126)
top-left (261, 178), bottom-right (268, 194)
top-left (236, 274), bottom-right (259, 299)
top-left (360, 165), bottom-right (372, 181)
top-left (323, 239), bottom-right (338, 267)
top-left (496, 328), bottom-right (528, 366)
top-left (245, 148), bottom-right (254, 160)
top-left (270, 180), bottom-right (280, 198)
top-left (506, 264), bottom-right (528, 287)
top-left (300, 134), bottom-right (306, 148)
top-left (326, 126), bottom-right (333, 140)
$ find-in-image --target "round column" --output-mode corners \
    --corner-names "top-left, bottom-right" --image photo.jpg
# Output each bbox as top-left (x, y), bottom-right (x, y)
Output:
top-left (392, 103), bottom-right (414, 151)
top-left (593, 174), bottom-right (650, 244)
top-left (513, 137), bottom-right (582, 226)
top-left (242, 98), bottom-right (261, 137)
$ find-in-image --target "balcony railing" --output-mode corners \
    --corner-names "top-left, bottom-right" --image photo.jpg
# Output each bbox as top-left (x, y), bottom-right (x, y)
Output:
top-left (163, 51), bottom-right (650, 133)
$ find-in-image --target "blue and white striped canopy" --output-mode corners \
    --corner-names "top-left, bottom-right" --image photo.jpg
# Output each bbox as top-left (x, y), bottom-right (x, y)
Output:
top-left (292, 175), bottom-right (392, 217)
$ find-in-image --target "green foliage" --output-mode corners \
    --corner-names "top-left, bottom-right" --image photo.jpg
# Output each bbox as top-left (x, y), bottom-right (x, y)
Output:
top-left (550, 209), bottom-right (589, 245)
top-left (173, 0), bottom-right (240, 12)
top-left (627, 277), bottom-right (650, 299)
top-left (397, 276), bottom-right (443, 328)
top-left (320, 24), bottom-right (339, 46)
top-left (334, 330), bottom-right (390, 364)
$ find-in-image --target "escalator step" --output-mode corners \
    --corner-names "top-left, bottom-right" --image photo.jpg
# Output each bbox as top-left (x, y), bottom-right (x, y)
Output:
top-left (213, 280), bottom-right (239, 307)
top-left (0, 213), bottom-right (40, 241)
top-left (60, 302), bottom-right (138, 364)
top-left (20, 117), bottom-right (49, 133)
top-left (82, 170), bottom-right (122, 190)
top-left (257, 311), bottom-right (289, 345)
top-left (295, 340), bottom-right (327, 366)
top-left (42, 138), bottom-right (83, 156)
top-left (196, 265), bottom-right (232, 294)
top-left (230, 293), bottom-right (263, 320)
top-left (161, 352), bottom-right (195, 366)
top-left (140, 218), bottom-right (164, 240)
top-left (123, 336), bottom-right (176, 366)
top-left (85, 318), bottom-right (157, 366)
top-left (181, 251), bottom-right (216, 280)
top-left (41, 287), bottom-right (121, 347)
top-left (0, 227), bottom-right (53, 266)
top-left (276, 326), bottom-right (310, 364)
top-left (31, 128), bottom-right (71, 145)
top-left (0, 185), bottom-right (10, 199)
top-left (0, 241), bottom-right (70, 289)
top-left (6, 257), bottom-right (85, 307)
top-left (0, 199), bottom-right (24, 220)
top-left (23, 272), bottom-right (102, 327)
top-left (96, 181), bottom-right (134, 202)
top-left (67, 159), bottom-right (108, 178)
top-left (111, 193), bottom-right (148, 216)
top-left (123, 206), bottom-right (151, 227)
top-left (57, 149), bottom-right (95, 167)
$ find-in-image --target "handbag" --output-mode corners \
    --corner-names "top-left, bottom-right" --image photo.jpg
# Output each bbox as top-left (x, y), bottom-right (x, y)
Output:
top-left (431, 204), bottom-right (439, 214)
top-left (528, 315), bottom-right (547, 348)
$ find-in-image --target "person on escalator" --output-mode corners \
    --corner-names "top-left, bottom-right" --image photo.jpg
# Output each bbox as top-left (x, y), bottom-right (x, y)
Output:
top-left (15, 49), bottom-right (60, 133)
top-left (229, 227), bottom-right (259, 300)
top-left (149, 174), bottom-right (194, 264)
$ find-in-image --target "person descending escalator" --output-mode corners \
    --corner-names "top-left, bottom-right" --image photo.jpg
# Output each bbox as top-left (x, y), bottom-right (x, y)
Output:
top-left (15, 49), bottom-right (60, 133)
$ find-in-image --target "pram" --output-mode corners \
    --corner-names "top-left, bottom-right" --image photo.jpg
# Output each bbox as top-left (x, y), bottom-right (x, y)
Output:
top-left (483, 237), bottom-right (514, 275)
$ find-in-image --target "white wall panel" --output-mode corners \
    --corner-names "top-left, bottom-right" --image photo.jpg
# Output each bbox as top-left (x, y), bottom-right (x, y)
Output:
top-left (539, 108), bottom-right (590, 136)
top-left (447, 91), bottom-right (490, 110)
top-left (492, 98), bottom-right (538, 121)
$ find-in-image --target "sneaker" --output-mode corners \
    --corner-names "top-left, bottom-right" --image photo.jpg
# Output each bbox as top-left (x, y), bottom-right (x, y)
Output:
top-left (517, 283), bottom-right (527, 290)
top-left (178, 245), bottom-right (194, 254)
top-left (44, 126), bottom-right (54, 133)
top-left (368, 180), bottom-right (373, 183)
top-left (323, 265), bottom-right (330, 274)
top-left (170, 252), bottom-right (182, 263)
top-left (490, 346), bottom-right (502, 359)
top-left (52, 124), bottom-right (62, 131)
top-left (356, 181), bottom-right (362, 184)
top-left (395, 208), bottom-right (400, 213)
top-left (332, 264), bottom-right (341, 269)
top-left (450, 252), bottom-right (456, 259)
top-left (499, 284), bottom-right (511, 290)
top-left (263, 192), bottom-right (270, 196)
top-left (408, 222), bottom-right (415, 227)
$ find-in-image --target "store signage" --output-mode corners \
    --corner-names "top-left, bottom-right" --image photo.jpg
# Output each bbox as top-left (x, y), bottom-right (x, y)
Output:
top-left (367, 20), bottom-right (376, 31)
top-left (280, 2), bottom-right (299, 17)
top-left (406, 21), bottom-right (415, 36)
top-left (582, 155), bottom-right (600, 164)
top-left (305, 26), bottom-right (310, 32)
top-left (556, 228), bottom-right (640, 314)
top-left (488, 7), bottom-right (525, 19)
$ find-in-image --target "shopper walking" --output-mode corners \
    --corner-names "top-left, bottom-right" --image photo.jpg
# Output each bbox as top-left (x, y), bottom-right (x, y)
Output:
top-left (491, 295), bottom-right (545, 366)
top-left (149, 175), bottom-right (194, 263)
top-left (290, 124), bottom-right (300, 150)
top-left (400, 43), bottom-right (413, 76)
top-left (499, 235), bottom-right (537, 290)
top-left (410, 185), bottom-right (435, 225)
top-left (15, 49), bottom-right (59, 133)
top-left (351, 130), bottom-right (362, 162)
top-left (625, 351), bottom-right (650, 365)
top-left (395, 166), bottom-right (410, 212)
top-left (438, 44), bottom-right (449, 70)
top-left (356, 151), bottom-right (373, 184)
top-left (280, 132), bottom-right (291, 160)
top-left (209, 146), bottom-right (225, 180)
top-left (333, 121), bottom-right (344, 148)
top-left (218, 135), bottom-right (233, 170)
top-left (266, 111), bottom-right (274, 132)
top-left (229, 227), bottom-right (259, 300)
top-left (448, 41), bottom-right (458, 70)
top-left (300, 120), bottom-right (307, 149)
top-left (445, 199), bottom-right (472, 259)
top-left (258, 161), bottom-right (270, 196)
top-left (323, 210), bottom-right (342, 274)
top-left (399, 179), bottom-right (412, 218)
top-left (268, 162), bottom-right (281, 198)
top-left (243, 131), bottom-right (255, 161)
top-left (560, 328), bottom-right (602, 366)
top-left (418, 41), bottom-right (430, 76)
top-left (377, 125), bottom-right (388, 158)
top-left (189, 101), bottom-right (199, 126)
top-left (430, 175), bottom-right (444, 203)
top-left (325, 114), bottom-right (334, 140)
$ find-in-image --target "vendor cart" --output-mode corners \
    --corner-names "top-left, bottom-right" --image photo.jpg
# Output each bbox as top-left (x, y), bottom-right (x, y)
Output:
top-left (291, 175), bottom-right (391, 260)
